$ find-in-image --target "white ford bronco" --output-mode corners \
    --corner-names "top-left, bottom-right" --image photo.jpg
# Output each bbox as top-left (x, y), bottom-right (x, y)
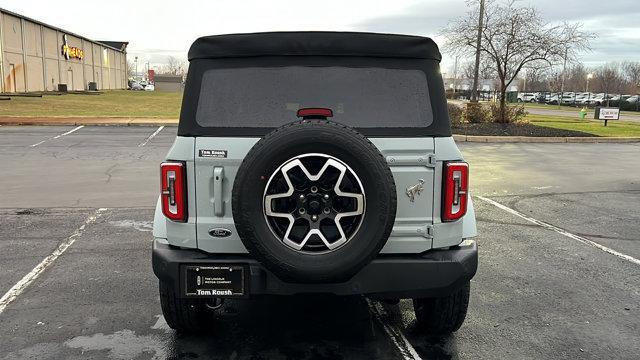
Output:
top-left (152, 32), bottom-right (477, 335)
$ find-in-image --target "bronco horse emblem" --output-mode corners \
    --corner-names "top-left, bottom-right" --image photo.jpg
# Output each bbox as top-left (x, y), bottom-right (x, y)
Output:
top-left (405, 179), bottom-right (425, 202)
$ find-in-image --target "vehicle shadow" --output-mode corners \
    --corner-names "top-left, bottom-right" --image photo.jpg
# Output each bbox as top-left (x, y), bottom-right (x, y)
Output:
top-left (379, 300), bottom-right (460, 360)
top-left (162, 296), bottom-right (459, 360)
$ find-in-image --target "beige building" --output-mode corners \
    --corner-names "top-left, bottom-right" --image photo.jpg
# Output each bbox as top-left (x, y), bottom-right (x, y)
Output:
top-left (0, 8), bottom-right (127, 93)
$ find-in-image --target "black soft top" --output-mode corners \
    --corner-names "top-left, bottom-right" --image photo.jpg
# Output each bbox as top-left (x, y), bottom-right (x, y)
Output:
top-left (188, 31), bottom-right (442, 61)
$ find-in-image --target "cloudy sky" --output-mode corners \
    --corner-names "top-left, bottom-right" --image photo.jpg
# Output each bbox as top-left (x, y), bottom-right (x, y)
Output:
top-left (1, 0), bottom-right (638, 72)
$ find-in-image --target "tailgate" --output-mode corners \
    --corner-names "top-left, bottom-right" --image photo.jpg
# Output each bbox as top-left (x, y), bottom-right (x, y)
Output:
top-left (369, 138), bottom-right (435, 253)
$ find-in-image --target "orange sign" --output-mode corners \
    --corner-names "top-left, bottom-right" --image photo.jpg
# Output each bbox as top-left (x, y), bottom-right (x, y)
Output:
top-left (61, 34), bottom-right (84, 60)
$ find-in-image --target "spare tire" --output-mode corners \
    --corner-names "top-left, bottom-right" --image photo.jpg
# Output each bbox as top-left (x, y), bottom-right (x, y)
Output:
top-left (232, 120), bottom-right (396, 283)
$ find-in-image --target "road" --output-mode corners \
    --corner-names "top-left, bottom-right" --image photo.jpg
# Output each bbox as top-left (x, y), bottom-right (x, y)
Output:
top-left (0, 125), bottom-right (639, 359)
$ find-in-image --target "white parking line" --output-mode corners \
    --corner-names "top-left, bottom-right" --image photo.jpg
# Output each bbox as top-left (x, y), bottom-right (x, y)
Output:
top-left (0, 208), bottom-right (107, 315)
top-left (138, 126), bottom-right (164, 147)
top-left (30, 125), bottom-right (85, 147)
top-left (476, 195), bottom-right (640, 266)
top-left (367, 299), bottom-right (422, 360)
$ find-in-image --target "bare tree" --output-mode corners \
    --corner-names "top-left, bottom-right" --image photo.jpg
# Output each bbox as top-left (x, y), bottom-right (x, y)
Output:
top-left (126, 60), bottom-right (136, 77)
top-left (462, 59), bottom-right (495, 80)
top-left (444, 1), bottom-right (592, 122)
top-left (163, 56), bottom-right (186, 76)
top-left (591, 63), bottom-right (625, 96)
top-left (621, 61), bottom-right (640, 94)
top-left (522, 65), bottom-right (551, 92)
top-left (565, 63), bottom-right (588, 92)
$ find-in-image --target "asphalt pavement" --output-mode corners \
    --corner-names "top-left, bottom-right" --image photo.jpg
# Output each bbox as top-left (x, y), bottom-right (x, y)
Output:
top-left (0, 125), bottom-right (638, 359)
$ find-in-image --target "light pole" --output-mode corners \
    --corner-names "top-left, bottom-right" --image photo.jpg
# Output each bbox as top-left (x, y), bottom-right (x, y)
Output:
top-left (586, 73), bottom-right (593, 92)
top-left (134, 56), bottom-right (138, 81)
top-left (470, 0), bottom-right (485, 102)
top-left (586, 73), bottom-right (593, 105)
top-left (452, 55), bottom-right (460, 94)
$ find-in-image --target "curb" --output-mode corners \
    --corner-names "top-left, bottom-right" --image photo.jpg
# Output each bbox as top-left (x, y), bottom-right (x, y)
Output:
top-left (453, 134), bottom-right (640, 143)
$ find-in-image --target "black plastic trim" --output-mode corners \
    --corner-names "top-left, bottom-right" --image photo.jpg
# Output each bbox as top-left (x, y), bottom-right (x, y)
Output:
top-left (188, 31), bottom-right (441, 61)
top-left (152, 239), bottom-right (478, 299)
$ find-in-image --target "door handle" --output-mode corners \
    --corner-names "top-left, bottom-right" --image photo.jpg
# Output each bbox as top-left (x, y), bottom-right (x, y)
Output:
top-left (213, 167), bottom-right (225, 216)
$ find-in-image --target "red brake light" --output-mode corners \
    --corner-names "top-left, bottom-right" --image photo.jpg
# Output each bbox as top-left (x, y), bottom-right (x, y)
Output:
top-left (297, 108), bottom-right (333, 118)
top-left (161, 161), bottom-right (187, 222)
top-left (442, 162), bottom-right (468, 222)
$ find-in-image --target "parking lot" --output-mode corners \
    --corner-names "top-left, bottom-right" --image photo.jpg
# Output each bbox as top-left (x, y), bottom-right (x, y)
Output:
top-left (0, 125), bottom-right (638, 360)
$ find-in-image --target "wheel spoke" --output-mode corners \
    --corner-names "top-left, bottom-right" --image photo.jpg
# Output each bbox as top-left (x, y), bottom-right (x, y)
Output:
top-left (263, 154), bottom-right (365, 253)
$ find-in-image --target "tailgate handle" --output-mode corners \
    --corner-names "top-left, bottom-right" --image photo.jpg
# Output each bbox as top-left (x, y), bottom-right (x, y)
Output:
top-left (213, 167), bottom-right (225, 216)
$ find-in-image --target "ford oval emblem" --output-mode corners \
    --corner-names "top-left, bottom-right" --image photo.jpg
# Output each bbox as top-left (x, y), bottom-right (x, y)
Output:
top-left (209, 228), bottom-right (232, 238)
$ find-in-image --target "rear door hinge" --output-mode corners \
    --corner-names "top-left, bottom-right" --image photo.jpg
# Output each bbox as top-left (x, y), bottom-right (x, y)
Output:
top-left (427, 154), bottom-right (436, 167)
top-left (417, 224), bottom-right (434, 238)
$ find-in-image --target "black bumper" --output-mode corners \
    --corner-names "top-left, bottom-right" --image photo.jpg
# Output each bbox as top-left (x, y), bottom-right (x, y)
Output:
top-left (152, 239), bottom-right (477, 299)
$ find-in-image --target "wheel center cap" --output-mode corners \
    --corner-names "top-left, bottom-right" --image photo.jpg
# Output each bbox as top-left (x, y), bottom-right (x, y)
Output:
top-left (308, 200), bottom-right (321, 214)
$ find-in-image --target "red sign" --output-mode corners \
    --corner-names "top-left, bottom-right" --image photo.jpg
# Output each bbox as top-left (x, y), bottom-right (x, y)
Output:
top-left (148, 69), bottom-right (155, 83)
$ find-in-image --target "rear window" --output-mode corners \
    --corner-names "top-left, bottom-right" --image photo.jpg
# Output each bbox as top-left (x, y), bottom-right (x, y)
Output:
top-left (195, 66), bottom-right (433, 128)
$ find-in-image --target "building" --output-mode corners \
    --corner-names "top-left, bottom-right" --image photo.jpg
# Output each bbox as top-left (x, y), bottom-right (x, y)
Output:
top-left (154, 74), bottom-right (182, 92)
top-left (0, 8), bottom-right (128, 93)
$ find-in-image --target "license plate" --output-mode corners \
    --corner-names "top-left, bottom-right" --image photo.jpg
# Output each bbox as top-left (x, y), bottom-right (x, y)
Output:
top-left (184, 265), bottom-right (246, 297)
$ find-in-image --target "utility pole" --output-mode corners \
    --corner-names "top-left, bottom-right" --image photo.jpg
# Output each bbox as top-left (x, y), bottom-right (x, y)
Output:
top-left (453, 55), bottom-right (460, 93)
top-left (558, 47), bottom-right (567, 109)
top-left (470, 0), bottom-right (485, 102)
top-left (134, 56), bottom-right (138, 82)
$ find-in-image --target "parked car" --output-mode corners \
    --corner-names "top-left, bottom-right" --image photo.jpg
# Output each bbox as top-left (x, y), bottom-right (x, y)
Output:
top-left (547, 93), bottom-right (575, 105)
top-left (627, 95), bottom-right (639, 103)
top-left (144, 84), bottom-right (155, 91)
top-left (130, 82), bottom-right (144, 91)
top-left (152, 32), bottom-right (478, 336)
top-left (517, 92), bottom-right (537, 102)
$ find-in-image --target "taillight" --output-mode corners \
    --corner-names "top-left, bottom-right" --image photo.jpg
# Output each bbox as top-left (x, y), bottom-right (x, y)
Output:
top-left (442, 161), bottom-right (468, 222)
top-left (161, 161), bottom-right (187, 222)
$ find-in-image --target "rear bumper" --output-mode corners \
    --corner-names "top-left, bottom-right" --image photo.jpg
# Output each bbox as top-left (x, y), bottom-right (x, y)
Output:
top-left (152, 239), bottom-right (477, 299)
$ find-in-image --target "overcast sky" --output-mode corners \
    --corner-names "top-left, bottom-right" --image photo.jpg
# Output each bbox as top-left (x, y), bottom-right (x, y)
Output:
top-left (2, 0), bottom-right (638, 72)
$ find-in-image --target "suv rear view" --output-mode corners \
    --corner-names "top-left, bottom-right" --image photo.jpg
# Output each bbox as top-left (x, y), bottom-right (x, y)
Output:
top-left (152, 31), bottom-right (477, 336)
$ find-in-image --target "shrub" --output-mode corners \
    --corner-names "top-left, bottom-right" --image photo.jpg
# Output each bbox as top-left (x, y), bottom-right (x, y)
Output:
top-left (489, 103), bottom-right (528, 124)
top-left (463, 102), bottom-right (491, 123)
top-left (447, 102), bottom-right (464, 126)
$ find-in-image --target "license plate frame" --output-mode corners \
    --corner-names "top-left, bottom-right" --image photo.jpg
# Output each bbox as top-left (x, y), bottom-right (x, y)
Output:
top-left (182, 264), bottom-right (247, 298)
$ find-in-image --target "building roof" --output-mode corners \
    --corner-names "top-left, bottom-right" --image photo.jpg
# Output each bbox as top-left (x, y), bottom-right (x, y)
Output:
top-left (0, 7), bottom-right (127, 53)
top-left (97, 41), bottom-right (129, 52)
top-left (188, 31), bottom-right (441, 61)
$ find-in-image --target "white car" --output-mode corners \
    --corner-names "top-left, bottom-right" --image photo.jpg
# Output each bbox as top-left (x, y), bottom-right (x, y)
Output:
top-left (144, 84), bottom-right (155, 91)
top-left (517, 92), bottom-right (537, 102)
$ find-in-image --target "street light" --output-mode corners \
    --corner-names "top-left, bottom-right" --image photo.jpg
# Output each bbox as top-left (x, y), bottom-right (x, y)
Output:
top-left (586, 73), bottom-right (593, 105)
top-left (134, 56), bottom-right (138, 81)
top-left (586, 73), bottom-right (593, 92)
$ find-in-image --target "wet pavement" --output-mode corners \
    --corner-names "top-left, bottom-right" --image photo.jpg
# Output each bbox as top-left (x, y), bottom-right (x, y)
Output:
top-left (0, 126), bottom-right (639, 359)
